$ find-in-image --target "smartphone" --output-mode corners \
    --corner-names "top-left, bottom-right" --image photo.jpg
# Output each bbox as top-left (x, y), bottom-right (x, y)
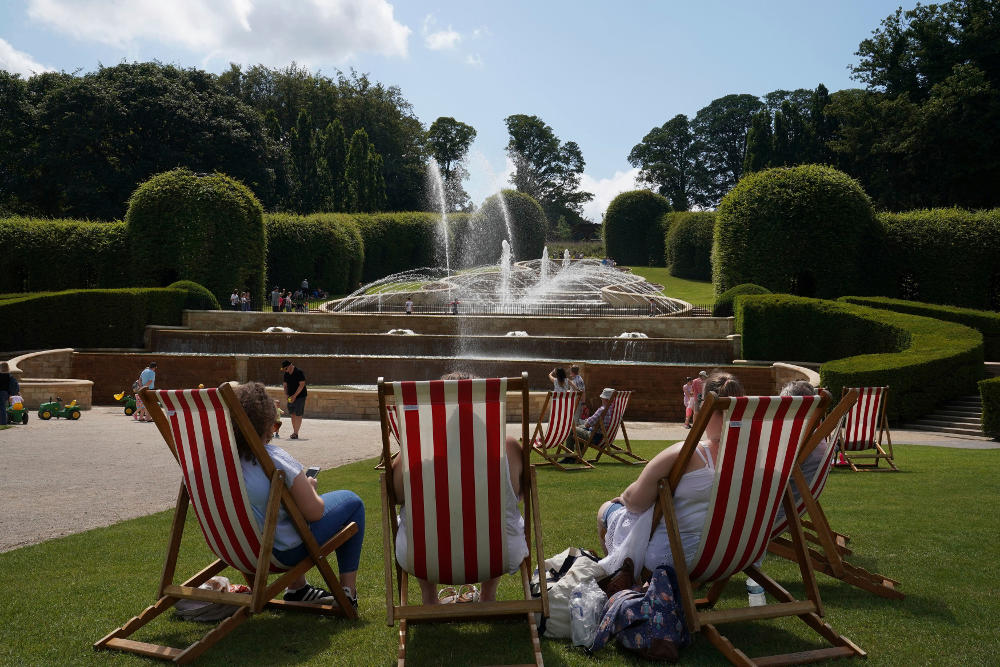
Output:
top-left (305, 466), bottom-right (320, 478)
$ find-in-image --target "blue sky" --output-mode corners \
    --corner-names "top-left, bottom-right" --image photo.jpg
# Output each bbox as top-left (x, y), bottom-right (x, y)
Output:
top-left (0, 0), bottom-right (906, 220)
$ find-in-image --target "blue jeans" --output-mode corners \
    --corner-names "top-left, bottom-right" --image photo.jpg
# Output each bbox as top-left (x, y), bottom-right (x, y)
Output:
top-left (274, 490), bottom-right (365, 574)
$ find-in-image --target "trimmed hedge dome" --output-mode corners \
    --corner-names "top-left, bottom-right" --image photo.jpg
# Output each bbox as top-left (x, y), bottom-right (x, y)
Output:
top-left (127, 168), bottom-right (266, 304)
top-left (713, 165), bottom-right (880, 298)
top-left (166, 280), bottom-right (221, 310)
top-left (460, 190), bottom-right (546, 265)
top-left (713, 283), bottom-right (771, 317)
top-left (603, 190), bottom-right (671, 266)
top-left (665, 211), bottom-right (715, 280)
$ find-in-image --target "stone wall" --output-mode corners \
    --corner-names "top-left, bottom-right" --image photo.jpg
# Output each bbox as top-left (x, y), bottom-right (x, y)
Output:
top-left (16, 379), bottom-right (93, 409)
top-left (182, 311), bottom-right (734, 339)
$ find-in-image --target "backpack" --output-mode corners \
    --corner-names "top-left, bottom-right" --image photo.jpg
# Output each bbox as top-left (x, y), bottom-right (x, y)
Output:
top-left (588, 565), bottom-right (691, 661)
top-left (530, 547), bottom-right (606, 638)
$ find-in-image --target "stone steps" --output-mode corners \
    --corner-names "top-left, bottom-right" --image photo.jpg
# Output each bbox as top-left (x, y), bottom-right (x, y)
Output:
top-left (904, 395), bottom-right (984, 437)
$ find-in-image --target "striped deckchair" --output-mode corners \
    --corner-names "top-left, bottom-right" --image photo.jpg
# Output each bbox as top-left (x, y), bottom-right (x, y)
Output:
top-left (530, 391), bottom-right (592, 471)
top-left (97, 384), bottom-right (359, 664)
top-left (768, 389), bottom-right (903, 599)
top-left (835, 386), bottom-right (897, 471)
top-left (586, 389), bottom-right (646, 464)
top-left (377, 373), bottom-right (548, 667)
top-left (374, 398), bottom-right (402, 469)
top-left (652, 391), bottom-right (866, 665)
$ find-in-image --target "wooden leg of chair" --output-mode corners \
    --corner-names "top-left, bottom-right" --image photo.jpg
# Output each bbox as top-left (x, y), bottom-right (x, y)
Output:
top-left (397, 618), bottom-right (407, 667)
top-left (527, 611), bottom-right (543, 667)
top-left (175, 607), bottom-right (251, 664)
top-left (696, 578), bottom-right (729, 609)
top-left (702, 623), bottom-right (755, 666)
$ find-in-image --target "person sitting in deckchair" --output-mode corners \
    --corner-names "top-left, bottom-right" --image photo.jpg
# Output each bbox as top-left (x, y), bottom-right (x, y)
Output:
top-left (233, 382), bottom-right (365, 607)
top-left (573, 387), bottom-right (615, 450)
top-left (389, 372), bottom-right (528, 605)
top-left (596, 372), bottom-right (744, 575)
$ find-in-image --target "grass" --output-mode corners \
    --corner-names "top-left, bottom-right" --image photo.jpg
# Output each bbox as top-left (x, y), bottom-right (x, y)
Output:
top-left (627, 266), bottom-right (716, 307)
top-left (1, 443), bottom-right (998, 665)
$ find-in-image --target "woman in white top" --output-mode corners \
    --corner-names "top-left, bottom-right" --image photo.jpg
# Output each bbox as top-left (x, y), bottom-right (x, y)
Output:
top-left (597, 372), bottom-right (745, 576)
top-left (549, 366), bottom-right (570, 392)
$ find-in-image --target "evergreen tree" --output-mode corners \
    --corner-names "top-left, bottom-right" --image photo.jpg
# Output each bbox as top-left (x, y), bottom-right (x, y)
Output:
top-left (289, 110), bottom-right (320, 212)
top-left (742, 111), bottom-right (773, 173)
top-left (345, 128), bottom-right (370, 212)
top-left (319, 119), bottom-right (347, 211)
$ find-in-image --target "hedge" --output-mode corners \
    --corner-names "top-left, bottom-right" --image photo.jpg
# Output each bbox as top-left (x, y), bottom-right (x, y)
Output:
top-left (0, 288), bottom-right (198, 351)
top-left (350, 212), bottom-right (440, 283)
top-left (0, 217), bottom-right (129, 293)
top-left (127, 169), bottom-right (266, 306)
top-left (713, 283), bottom-right (771, 317)
top-left (880, 208), bottom-right (1000, 310)
top-left (664, 211), bottom-right (715, 280)
top-left (264, 214), bottom-right (364, 295)
top-left (840, 296), bottom-right (1000, 360)
top-left (980, 377), bottom-right (1000, 437)
top-left (736, 294), bottom-right (983, 423)
top-left (603, 190), bottom-right (671, 266)
top-left (166, 280), bottom-right (222, 311)
top-left (714, 165), bottom-right (882, 298)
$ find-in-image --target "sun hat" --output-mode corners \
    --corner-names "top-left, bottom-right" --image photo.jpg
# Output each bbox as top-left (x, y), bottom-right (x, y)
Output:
top-left (600, 387), bottom-right (615, 400)
top-left (281, 360), bottom-right (292, 368)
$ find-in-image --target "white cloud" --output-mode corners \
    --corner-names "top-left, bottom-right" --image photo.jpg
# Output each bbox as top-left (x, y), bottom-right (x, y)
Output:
top-left (464, 53), bottom-right (483, 67)
top-left (421, 13), bottom-right (460, 51)
top-left (0, 37), bottom-right (53, 76)
top-left (26, 0), bottom-right (410, 65)
top-left (579, 168), bottom-right (642, 223)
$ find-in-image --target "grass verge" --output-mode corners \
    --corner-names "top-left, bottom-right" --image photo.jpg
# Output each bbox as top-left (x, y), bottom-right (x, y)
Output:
top-left (627, 267), bottom-right (716, 307)
top-left (0, 443), bottom-right (997, 665)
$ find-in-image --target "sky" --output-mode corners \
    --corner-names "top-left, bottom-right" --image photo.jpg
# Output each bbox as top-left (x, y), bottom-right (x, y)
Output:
top-left (0, 0), bottom-right (908, 222)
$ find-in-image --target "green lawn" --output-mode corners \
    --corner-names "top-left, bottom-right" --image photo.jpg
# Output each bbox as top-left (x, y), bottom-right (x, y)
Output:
top-left (1, 443), bottom-right (997, 665)
top-left (627, 266), bottom-right (716, 307)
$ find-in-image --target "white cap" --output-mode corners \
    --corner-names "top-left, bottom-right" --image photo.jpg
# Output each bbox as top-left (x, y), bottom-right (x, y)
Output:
top-left (699, 370), bottom-right (708, 378)
top-left (600, 388), bottom-right (615, 400)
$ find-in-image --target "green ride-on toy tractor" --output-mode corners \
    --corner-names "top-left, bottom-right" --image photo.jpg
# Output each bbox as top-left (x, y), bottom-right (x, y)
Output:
top-left (114, 391), bottom-right (137, 416)
top-left (6, 400), bottom-right (28, 424)
top-left (38, 397), bottom-right (82, 421)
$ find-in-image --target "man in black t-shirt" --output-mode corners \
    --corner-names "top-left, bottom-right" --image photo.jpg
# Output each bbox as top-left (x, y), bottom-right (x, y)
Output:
top-left (281, 360), bottom-right (308, 439)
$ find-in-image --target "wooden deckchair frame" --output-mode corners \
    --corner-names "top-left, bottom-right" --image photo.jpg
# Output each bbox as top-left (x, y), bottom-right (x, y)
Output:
top-left (835, 385), bottom-right (897, 471)
top-left (374, 397), bottom-right (401, 470)
top-left (96, 383), bottom-right (358, 664)
top-left (584, 390), bottom-right (646, 465)
top-left (768, 389), bottom-right (904, 599)
top-left (651, 391), bottom-right (866, 665)
top-left (530, 390), bottom-right (593, 471)
top-left (377, 373), bottom-right (548, 667)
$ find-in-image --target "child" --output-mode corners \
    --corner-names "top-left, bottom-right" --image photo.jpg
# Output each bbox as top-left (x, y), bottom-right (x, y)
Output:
top-left (272, 399), bottom-right (284, 438)
top-left (9, 394), bottom-right (24, 409)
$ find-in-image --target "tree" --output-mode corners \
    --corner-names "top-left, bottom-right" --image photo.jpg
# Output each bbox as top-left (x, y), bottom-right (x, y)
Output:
top-left (742, 111), bottom-right (772, 174)
top-left (319, 119), bottom-right (347, 211)
top-left (427, 116), bottom-right (476, 211)
top-left (628, 114), bottom-right (711, 211)
top-left (691, 94), bottom-right (764, 204)
top-left (504, 114), bottom-right (593, 225)
top-left (289, 110), bottom-right (321, 212)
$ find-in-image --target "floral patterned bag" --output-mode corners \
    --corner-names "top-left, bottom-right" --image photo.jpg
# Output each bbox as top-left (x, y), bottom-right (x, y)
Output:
top-left (588, 565), bottom-right (691, 661)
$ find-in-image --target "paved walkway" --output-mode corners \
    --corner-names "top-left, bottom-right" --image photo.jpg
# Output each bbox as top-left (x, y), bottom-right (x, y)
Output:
top-left (1, 408), bottom-right (995, 552)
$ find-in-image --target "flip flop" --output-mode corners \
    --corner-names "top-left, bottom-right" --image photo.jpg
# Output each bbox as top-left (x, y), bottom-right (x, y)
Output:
top-left (457, 584), bottom-right (480, 603)
top-left (437, 586), bottom-right (460, 604)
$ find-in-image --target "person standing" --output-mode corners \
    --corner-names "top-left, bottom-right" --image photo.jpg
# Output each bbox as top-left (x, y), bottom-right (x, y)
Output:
top-left (230, 290), bottom-right (240, 310)
top-left (0, 361), bottom-right (13, 426)
top-left (281, 360), bottom-right (308, 439)
top-left (682, 377), bottom-right (695, 429)
top-left (691, 370), bottom-right (708, 419)
top-left (549, 367), bottom-right (570, 392)
top-left (136, 361), bottom-right (157, 423)
top-left (404, 297), bottom-right (413, 314)
top-left (301, 278), bottom-right (309, 292)
top-left (568, 364), bottom-right (586, 421)
top-left (270, 286), bottom-right (281, 312)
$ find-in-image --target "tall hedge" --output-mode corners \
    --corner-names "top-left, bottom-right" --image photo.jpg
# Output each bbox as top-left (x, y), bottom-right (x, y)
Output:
top-left (840, 296), bottom-right (1000, 360)
top-left (456, 191), bottom-right (546, 266)
top-left (714, 165), bottom-right (881, 298)
top-left (603, 190), bottom-right (671, 266)
top-left (350, 212), bottom-right (439, 282)
top-left (980, 377), bottom-right (1000, 437)
top-left (126, 169), bottom-right (266, 305)
top-left (736, 294), bottom-right (983, 423)
top-left (0, 217), bottom-right (129, 293)
top-left (0, 288), bottom-right (197, 351)
top-left (880, 208), bottom-right (1000, 310)
top-left (264, 214), bottom-right (363, 295)
top-left (664, 211), bottom-right (715, 280)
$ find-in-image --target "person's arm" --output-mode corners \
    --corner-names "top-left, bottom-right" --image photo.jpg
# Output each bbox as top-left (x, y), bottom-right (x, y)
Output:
top-left (584, 405), bottom-right (604, 429)
top-left (620, 442), bottom-right (684, 513)
top-left (548, 369), bottom-right (557, 383)
top-left (291, 380), bottom-right (305, 400)
top-left (289, 471), bottom-right (325, 522)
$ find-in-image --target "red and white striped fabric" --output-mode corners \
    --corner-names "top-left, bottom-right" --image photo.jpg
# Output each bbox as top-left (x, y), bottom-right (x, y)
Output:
top-left (603, 390), bottom-right (632, 442)
top-left (386, 400), bottom-right (401, 444)
top-left (770, 412), bottom-right (847, 538)
top-left (533, 391), bottom-right (579, 449)
top-left (156, 388), bottom-right (287, 575)
top-left (841, 387), bottom-right (886, 451)
top-left (393, 378), bottom-right (509, 585)
top-left (688, 395), bottom-right (821, 584)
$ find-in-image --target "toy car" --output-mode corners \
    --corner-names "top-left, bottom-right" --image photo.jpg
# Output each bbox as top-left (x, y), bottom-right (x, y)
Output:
top-left (6, 401), bottom-right (28, 424)
top-left (38, 397), bottom-right (82, 420)
top-left (113, 391), bottom-right (137, 416)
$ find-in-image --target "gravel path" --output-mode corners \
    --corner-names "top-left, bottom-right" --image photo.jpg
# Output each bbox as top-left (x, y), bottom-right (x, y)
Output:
top-left (1, 408), bottom-right (994, 553)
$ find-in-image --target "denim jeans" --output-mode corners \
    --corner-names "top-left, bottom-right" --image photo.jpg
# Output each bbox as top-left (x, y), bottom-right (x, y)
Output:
top-left (273, 490), bottom-right (365, 573)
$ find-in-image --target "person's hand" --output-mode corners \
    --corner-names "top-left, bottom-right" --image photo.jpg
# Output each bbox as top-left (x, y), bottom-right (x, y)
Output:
top-left (308, 476), bottom-right (318, 490)
top-left (287, 396), bottom-right (294, 404)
